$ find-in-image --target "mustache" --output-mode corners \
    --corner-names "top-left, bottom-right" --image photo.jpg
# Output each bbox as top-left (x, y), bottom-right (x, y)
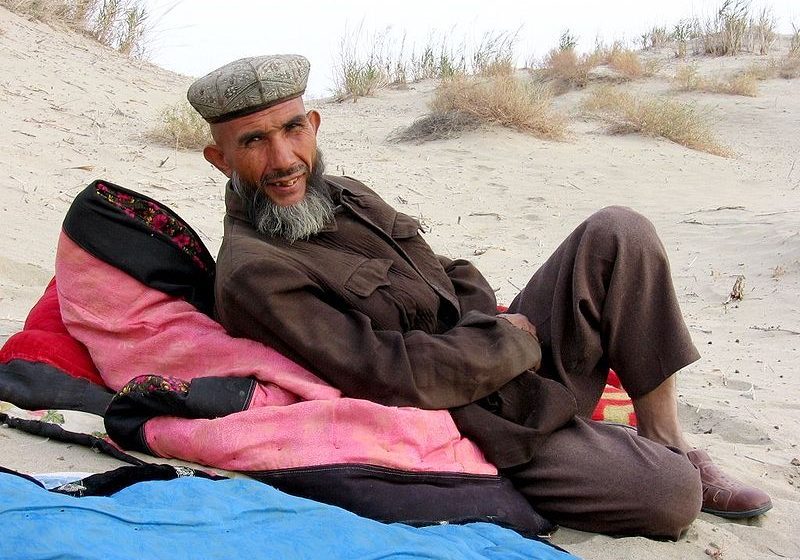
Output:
top-left (259, 163), bottom-right (309, 186)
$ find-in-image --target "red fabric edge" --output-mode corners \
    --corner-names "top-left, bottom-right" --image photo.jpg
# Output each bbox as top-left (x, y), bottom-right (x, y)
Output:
top-left (1, 277), bottom-right (104, 386)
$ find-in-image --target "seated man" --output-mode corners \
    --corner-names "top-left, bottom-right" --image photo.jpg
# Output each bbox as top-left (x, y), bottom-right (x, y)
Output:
top-left (188, 54), bottom-right (771, 538)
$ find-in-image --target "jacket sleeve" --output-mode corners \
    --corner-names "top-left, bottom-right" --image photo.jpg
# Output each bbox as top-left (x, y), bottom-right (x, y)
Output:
top-left (437, 256), bottom-right (501, 316)
top-left (217, 258), bottom-right (541, 410)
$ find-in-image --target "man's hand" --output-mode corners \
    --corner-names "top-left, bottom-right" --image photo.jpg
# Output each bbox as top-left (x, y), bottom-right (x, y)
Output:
top-left (496, 313), bottom-right (539, 342)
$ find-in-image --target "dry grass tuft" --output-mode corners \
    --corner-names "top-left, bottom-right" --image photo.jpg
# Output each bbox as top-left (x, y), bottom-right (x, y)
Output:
top-left (673, 65), bottom-right (758, 96)
top-left (641, 26), bottom-right (670, 49)
top-left (781, 24), bottom-right (800, 78)
top-left (1, 0), bottom-right (150, 57)
top-left (149, 101), bottom-right (212, 150)
top-left (2, 0), bottom-right (72, 21)
top-left (472, 30), bottom-right (518, 77)
top-left (672, 20), bottom-right (693, 58)
top-left (408, 37), bottom-right (467, 82)
top-left (640, 1), bottom-right (780, 58)
top-left (535, 39), bottom-right (655, 94)
top-left (330, 27), bottom-right (520, 101)
top-left (583, 85), bottom-right (730, 157)
top-left (780, 56), bottom-right (800, 79)
top-left (332, 24), bottom-right (391, 101)
top-left (116, 3), bottom-right (146, 56)
top-left (752, 6), bottom-right (777, 55)
top-left (725, 72), bottom-right (759, 95)
top-left (743, 53), bottom-right (800, 81)
top-left (791, 23), bottom-right (800, 57)
top-left (607, 48), bottom-right (645, 79)
top-left (743, 59), bottom-right (779, 80)
top-left (431, 74), bottom-right (566, 140)
top-left (697, 0), bottom-right (751, 56)
top-left (388, 111), bottom-right (481, 143)
top-left (536, 48), bottom-right (598, 93)
top-left (393, 73), bottom-right (566, 143)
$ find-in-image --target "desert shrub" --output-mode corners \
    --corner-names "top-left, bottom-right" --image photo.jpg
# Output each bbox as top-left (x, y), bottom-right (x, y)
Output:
top-left (430, 74), bottom-right (565, 139)
top-left (536, 48), bottom-right (598, 93)
top-left (752, 6), bottom-right (776, 55)
top-left (724, 72), bottom-right (758, 95)
top-left (607, 48), bottom-right (645, 79)
top-left (743, 55), bottom-right (800, 81)
top-left (776, 25), bottom-right (800, 78)
top-left (672, 20), bottom-right (694, 58)
top-left (646, 26), bottom-right (670, 49)
top-left (779, 56), bottom-right (800, 79)
top-left (790, 23), bottom-right (800, 57)
top-left (690, 0), bottom-right (776, 57)
top-left (558, 29), bottom-right (578, 51)
top-left (673, 64), bottom-right (757, 96)
top-left (1, 0), bottom-right (150, 56)
top-left (391, 74), bottom-right (565, 143)
top-left (1, 0), bottom-right (73, 20)
top-left (743, 59), bottom-right (779, 80)
top-left (673, 65), bottom-right (702, 90)
top-left (388, 111), bottom-right (481, 143)
top-left (583, 85), bottom-right (730, 156)
top-left (714, 0), bottom-right (750, 55)
top-left (149, 101), bottom-right (212, 150)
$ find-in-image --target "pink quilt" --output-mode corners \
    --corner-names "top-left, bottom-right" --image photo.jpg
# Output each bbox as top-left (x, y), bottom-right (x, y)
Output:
top-left (55, 233), bottom-right (497, 475)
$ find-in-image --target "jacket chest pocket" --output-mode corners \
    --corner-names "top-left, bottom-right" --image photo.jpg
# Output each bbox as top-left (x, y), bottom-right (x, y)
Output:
top-left (343, 258), bottom-right (413, 330)
top-left (344, 258), bottom-right (393, 297)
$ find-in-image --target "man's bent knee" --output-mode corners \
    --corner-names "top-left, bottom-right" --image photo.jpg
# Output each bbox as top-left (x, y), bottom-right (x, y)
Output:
top-left (640, 452), bottom-right (702, 539)
top-left (586, 205), bottom-right (659, 245)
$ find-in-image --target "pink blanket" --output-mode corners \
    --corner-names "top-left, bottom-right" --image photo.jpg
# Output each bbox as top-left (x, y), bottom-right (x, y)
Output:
top-left (56, 233), bottom-right (496, 474)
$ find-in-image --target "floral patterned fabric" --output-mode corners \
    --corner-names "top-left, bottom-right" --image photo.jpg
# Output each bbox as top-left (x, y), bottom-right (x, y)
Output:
top-left (95, 183), bottom-right (214, 272)
top-left (118, 374), bottom-right (190, 398)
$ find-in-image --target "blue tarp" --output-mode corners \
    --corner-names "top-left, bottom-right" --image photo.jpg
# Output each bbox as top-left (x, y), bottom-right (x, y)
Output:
top-left (0, 472), bottom-right (579, 560)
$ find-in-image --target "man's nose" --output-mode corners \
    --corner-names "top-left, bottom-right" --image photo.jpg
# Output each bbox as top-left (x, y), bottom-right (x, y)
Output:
top-left (264, 138), bottom-right (296, 171)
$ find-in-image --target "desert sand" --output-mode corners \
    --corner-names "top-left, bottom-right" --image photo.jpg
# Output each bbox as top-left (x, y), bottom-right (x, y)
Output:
top-left (1, 6), bottom-right (799, 559)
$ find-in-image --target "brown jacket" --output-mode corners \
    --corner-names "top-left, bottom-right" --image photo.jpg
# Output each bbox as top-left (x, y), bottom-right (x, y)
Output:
top-left (216, 176), bottom-right (577, 467)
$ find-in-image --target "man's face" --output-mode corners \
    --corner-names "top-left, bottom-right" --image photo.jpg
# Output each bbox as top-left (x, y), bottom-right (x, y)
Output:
top-left (204, 97), bottom-right (320, 207)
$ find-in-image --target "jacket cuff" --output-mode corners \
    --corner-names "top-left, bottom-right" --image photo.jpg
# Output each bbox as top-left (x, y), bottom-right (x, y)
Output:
top-left (459, 310), bottom-right (542, 369)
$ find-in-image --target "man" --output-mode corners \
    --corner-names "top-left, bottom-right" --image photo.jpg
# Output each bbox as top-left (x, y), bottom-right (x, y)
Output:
top-left (188, 54), bottom-right (771, 538)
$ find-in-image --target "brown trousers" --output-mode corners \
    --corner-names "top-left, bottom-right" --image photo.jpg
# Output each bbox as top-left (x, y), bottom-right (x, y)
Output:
top-left (504, 206), bottom-right (702, 539)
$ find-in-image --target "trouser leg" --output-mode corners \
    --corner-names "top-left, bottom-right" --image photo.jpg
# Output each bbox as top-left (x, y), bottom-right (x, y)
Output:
top-left (504, 417), bottom-right (702, 538)
top-left (508, 205), bottom-right (700, 411)
top-left (505, 206), bottom-right (703, 536)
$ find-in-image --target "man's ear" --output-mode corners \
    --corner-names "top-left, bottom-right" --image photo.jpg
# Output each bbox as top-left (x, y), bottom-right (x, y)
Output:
top-left (203, 144), bottom-right (231, 177)
top-left (307, 109), bottom-right (321, 133)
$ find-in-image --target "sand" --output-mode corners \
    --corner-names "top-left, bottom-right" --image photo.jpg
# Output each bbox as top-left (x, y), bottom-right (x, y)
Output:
top-left (1, 7), bottom-right (799, 559)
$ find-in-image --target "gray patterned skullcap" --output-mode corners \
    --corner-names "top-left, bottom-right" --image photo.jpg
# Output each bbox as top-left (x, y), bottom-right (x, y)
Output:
top-left (187, 54), bottom-right (310, 123)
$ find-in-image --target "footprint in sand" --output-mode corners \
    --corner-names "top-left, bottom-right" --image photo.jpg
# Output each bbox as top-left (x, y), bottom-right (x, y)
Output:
top-left (0, 255), bottom-right (52, 287)
top-left (679, 402), bottom-right (769, 445)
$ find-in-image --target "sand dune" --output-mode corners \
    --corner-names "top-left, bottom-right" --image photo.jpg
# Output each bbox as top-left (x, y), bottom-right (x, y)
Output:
top-left (1, 6), bottom-right (799, 559)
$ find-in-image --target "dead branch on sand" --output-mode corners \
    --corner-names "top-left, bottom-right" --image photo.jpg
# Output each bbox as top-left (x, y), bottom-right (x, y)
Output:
top-left (749, 325), bottom-right (800, 335)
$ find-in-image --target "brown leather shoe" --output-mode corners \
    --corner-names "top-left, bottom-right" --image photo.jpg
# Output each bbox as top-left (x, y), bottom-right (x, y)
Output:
top-left (687, 449), bottom-right (772, 519)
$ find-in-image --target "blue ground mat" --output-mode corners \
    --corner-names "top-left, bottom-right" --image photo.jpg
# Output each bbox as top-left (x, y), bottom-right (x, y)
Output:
top-left (0, 471), bottom-right (579, 560)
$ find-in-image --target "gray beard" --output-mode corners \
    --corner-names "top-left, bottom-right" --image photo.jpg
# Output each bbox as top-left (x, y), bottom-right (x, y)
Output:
top-left (231, 154), bottom-right (334, 243)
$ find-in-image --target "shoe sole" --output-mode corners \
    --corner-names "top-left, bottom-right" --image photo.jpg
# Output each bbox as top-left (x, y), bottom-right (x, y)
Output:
top-left (702, 502), bottom-right (773, 519)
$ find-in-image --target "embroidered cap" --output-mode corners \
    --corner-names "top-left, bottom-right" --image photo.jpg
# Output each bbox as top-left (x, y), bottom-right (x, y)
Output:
top-left (187, 54), bottom-right (310, 123)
